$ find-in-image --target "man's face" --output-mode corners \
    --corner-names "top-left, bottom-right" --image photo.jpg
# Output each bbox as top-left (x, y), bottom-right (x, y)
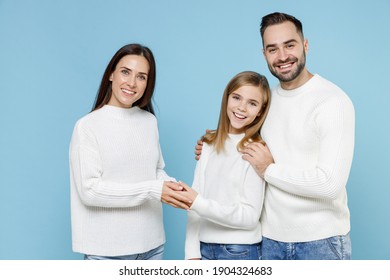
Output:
top-left (262, 21), bottom-right (308, 88)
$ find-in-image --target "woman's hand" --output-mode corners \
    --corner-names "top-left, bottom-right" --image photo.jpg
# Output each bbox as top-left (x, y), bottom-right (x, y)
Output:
top-left (161, 181), bottom-right (192, 210)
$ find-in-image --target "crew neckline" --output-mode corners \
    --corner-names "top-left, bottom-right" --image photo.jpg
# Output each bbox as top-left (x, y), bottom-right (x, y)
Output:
top-left (276, 74), bottom-right (319, 97)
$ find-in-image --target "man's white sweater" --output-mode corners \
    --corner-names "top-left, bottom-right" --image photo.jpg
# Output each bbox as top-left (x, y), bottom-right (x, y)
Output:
top-left (69, 105), bottom-right (174, 256)
top-left (261, 74), bottom-right (355, 242)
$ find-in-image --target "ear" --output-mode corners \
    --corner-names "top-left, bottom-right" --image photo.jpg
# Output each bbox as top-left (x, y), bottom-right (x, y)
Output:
top-left (109, 73), bottom-right (113, 81)
top-left (304, 39), bottom-right (309, 54)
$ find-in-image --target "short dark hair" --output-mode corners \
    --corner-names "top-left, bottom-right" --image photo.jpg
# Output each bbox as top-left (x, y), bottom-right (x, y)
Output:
top-left (92, 43), bottom-right (156, 115)
top-left (260, 12), bottom-right (304, 44)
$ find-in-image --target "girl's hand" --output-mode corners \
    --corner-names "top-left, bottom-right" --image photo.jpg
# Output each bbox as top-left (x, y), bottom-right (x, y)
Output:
top-left (178, 181), bottom-right (198, 208)
top-left (161, 181), bottom-right (192, 210)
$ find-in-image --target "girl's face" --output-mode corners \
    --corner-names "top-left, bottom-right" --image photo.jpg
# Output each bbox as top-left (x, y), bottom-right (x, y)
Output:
top-left (227, 85), bottom-right (263, 134)
top-left (108, 55), bottom-right (149, 108)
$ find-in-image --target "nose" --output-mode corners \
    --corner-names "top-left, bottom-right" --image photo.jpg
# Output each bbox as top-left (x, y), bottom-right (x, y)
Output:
top-left (278, 48), bottom-right (289, 61)
top-left (127, 74), bottom-right (136, 87)
top-left (237, 101), bottom-right (247, 112)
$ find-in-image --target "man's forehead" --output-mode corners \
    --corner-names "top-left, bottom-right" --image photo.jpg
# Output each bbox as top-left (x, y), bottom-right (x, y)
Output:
top-left (263, 22), bottom-right (301, 45)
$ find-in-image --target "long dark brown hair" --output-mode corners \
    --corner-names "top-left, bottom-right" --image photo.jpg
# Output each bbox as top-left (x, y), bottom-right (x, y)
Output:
top-left (203, 71), bottom-right (271, 153)
top-left (91, 43), bottom-right (156, 115)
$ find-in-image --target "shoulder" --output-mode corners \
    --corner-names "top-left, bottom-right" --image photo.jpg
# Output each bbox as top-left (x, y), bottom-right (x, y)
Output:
top-left (73, 109), bottom-right (102, 130)
top-left (311, 75), bottom-right (354, 111)
top-left (315, 75), bottom-right (352, 101)
top-left (134, 107), bottom-right (158, 125)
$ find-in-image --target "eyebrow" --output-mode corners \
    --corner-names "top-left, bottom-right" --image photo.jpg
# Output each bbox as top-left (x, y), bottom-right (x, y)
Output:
top-left (120, 66), bottom-right (148, 76)
top-left (265, 39), bottom-right (298, 50)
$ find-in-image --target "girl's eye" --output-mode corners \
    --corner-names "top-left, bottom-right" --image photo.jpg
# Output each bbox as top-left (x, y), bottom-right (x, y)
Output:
top-left (138, 75), bottom-right (147, 81)
top-left (121, 70), bottom-right (129, 75)
top-left (232, 95), bottom-right (240, 100)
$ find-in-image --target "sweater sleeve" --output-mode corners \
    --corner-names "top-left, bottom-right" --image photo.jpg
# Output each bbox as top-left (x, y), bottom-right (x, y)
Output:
top-left (69, 121), bottom-right (164, 208)
top-left (265, 94), bottom-right (355, 200)
top-left (191, 165), bottom-right (265, 230)
top-left (156, 142), bottom-right (176, 182)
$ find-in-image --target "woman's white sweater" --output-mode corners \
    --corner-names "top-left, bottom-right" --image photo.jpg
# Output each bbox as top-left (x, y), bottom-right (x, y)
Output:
top-left (69, 105), bottom-right (174, 256)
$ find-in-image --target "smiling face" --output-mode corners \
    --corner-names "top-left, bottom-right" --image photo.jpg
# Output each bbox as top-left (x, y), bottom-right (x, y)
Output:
top-left (108, 55), bottom-right (149, 108)
top-left (227, 85), bottom-right (263, 134)
top-left (262, 21), bottom-right (310, 89)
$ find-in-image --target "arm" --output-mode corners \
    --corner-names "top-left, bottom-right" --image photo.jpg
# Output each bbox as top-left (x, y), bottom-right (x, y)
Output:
top-left (244, 96), bottom-right (355, 200)
top-left (181, 167), bottom-right (264, 230)
top-left (70, 123), bottom-right (188, 208)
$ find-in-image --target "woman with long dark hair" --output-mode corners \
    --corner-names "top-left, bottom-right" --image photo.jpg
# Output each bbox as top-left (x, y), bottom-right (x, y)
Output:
top-left (69, 44), bottom-right (188, 260)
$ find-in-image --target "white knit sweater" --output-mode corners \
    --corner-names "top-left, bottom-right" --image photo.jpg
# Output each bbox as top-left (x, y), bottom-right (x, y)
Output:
top-left (261, 74), bottom-right (355, 242)
top-left (69, 105), bottom-right (174, 256)
top-left (185, 134), bottom-right (265, 259)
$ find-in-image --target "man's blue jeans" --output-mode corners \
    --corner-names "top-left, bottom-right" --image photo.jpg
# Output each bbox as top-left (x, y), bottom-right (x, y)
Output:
top-left (84, 244), bottom-right (164, 260)
top-left (200, 242), bottom-right (262, 260)
top-left (261, 233), bottom-right (351, 260)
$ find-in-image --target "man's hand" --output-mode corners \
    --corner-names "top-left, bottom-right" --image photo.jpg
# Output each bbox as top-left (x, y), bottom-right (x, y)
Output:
top-left (242, 142), bottom-right (274, 178)
top-left (194, 139), bottom-right (203, 160)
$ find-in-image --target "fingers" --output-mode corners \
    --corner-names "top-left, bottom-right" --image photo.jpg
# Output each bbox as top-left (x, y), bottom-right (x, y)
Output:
top-left (162, 183), bottom-right (193, 210)
top-left (164, 181), bottom-right (183, 191)
top-left (195, 141), bottom-right (203, 160)
top-left (161, 192), bottom-right (191, 210)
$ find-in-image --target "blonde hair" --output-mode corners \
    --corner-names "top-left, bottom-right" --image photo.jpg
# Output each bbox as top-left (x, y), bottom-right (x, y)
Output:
top-left (203, 71), bottom-right (271, 153)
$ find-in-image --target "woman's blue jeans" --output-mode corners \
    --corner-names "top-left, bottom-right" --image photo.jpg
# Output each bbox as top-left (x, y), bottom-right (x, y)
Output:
top-left (84, 244), bottom-right (164, 260)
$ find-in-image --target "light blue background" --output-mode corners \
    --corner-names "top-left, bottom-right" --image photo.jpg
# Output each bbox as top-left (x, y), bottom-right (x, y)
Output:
top-left (0, 0), bottom-right (389, 260)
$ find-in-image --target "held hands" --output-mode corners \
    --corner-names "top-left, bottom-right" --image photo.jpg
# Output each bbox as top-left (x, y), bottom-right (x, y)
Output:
top-left (242, 142), bottom-right (274, 178)
top-left (161, 181), bottom-right (198, 210)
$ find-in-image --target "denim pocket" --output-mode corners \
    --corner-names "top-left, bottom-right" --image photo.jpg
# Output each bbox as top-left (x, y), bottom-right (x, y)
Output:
top-left (222, 244), bottom-right (250, 257)
top-left (325, 234), bottom-right (351, 260)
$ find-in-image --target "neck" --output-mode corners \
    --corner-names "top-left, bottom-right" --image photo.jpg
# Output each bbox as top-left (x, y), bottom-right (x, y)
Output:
top-left (280, 69), bottom-right (314, 90)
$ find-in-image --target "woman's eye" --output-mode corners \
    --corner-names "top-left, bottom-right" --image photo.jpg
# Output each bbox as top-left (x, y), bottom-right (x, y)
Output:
top-left (121, 70), bottom-right (129, 75)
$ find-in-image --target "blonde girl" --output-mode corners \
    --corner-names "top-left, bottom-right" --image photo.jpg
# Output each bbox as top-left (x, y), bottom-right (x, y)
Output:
top-left (181, 71), bottom-right (271, 260)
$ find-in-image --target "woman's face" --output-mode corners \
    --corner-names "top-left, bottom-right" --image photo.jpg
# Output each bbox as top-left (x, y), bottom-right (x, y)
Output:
top-left (227, 85), bottom-right (263, 134)
top-left (108, 55), bottom-right (149, 108)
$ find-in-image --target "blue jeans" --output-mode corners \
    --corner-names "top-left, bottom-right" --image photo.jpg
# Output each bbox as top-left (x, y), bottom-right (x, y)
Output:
top-left (261, 233), bottom-right (351, 260)
top-left (200, 242), bottom-right (262, 260)
top-left (84, 244), bottom-right (164, 260)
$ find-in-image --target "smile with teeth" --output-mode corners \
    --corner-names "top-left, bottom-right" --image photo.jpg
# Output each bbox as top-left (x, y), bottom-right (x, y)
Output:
top-left (234, 112), bottom-right (246, 119)
top-left (279, 63), bottom-right (293, 69)
top-left (122, 88), bottom-right (136, 95)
